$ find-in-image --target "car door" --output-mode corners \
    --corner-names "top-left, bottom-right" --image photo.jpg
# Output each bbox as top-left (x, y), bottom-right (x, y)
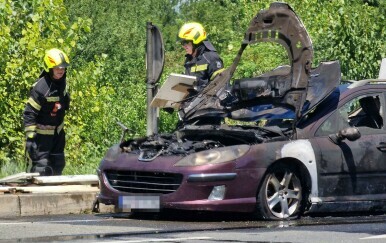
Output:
top-left (313, 91), bottom-right (386, 201)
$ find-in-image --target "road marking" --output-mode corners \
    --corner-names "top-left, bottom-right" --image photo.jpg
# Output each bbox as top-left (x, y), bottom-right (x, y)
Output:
top-left (100, 237), bottom-right (212, 243)
top-left (0, 219), bottom-right (109, 225)
top-left (360, 234), bottom-right (386, 240)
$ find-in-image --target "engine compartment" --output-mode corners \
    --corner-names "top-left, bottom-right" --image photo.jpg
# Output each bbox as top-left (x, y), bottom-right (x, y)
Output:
top-left (120, 124), bottom-right (292, 161)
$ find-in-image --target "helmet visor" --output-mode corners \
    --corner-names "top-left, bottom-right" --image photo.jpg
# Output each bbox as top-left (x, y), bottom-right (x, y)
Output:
top-left (55, 62), bottom-right (69, 69)
top-left (179, 39), bottom-right (191, 46)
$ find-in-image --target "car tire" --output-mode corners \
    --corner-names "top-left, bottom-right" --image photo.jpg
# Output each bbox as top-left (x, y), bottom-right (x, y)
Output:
top-left (256, 163), bottom-right (304, 220)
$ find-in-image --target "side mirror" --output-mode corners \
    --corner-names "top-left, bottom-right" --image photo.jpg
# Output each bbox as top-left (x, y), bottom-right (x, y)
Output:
top-left (329, 127), bottom-right (361, 144)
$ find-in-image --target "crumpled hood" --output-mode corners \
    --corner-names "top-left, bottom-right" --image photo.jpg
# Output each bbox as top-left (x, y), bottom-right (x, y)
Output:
top-left (181, 2), bottom-right (340, 124)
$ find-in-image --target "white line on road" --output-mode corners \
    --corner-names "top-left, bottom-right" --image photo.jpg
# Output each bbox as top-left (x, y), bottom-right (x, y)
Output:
top-left (0, 219), bottom-right (110, 225)
top-left (99, 237), bottom-right (213, 243)
top-left (360, 234), bottom-right (386, 240)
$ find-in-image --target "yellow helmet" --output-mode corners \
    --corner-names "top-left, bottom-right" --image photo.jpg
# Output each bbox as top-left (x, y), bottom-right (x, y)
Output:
top-left (43, 48), bottom-right (70, 72)
top-left (178, 22), bottom-right (207, 45)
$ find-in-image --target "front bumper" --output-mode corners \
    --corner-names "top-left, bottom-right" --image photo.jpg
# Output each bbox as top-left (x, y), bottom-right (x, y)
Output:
top-left (97, 155), bottom-right (267, 213)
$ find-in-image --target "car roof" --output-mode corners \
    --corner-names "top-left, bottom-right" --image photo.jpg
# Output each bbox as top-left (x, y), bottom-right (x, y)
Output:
top-left (345, 79), bottom-right (386, 89)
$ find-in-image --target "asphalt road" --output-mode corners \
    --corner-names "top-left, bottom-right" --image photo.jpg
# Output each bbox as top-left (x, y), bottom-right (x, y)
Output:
top-left (0, 212), bottom-right (385, 242)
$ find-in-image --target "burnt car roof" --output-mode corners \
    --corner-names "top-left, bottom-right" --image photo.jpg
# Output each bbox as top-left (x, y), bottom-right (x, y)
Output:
top-left (181, 2), bottom-right (340, 124)
top-left (230, 61), bottom-right (341, 122)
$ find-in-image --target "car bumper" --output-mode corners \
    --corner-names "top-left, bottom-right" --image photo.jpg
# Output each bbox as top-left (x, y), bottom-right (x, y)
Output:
top-left (97, 155), bottom-right (267, 213)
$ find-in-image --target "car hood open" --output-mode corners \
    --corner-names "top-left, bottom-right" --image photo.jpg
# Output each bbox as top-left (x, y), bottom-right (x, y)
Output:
top-left (181, 2), bottom-right (340, 124)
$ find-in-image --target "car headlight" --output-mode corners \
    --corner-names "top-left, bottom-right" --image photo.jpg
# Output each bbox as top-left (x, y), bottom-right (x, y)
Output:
top-left (103, 144), bottom-right (121, 162)
top-left (174, 145), bottom-right (250, 167)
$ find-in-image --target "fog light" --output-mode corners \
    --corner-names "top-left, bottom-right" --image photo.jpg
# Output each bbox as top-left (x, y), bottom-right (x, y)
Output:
top-left (208, 185), bottom-right (226, 201)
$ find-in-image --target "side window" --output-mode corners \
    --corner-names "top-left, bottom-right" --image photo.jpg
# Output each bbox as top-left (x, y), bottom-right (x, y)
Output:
top-left (348, 95), bottom-right (383, 129)
top-left (316, 94), bottom-right (383, 136)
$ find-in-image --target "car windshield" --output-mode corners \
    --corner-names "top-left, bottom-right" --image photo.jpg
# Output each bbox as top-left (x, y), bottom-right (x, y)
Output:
top-left (297, 85), bottom-right (348, 128)
top-left (230, 83), bottom-right (348, 129)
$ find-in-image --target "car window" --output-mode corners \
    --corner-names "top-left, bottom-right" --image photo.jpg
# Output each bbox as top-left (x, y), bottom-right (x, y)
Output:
top-left (316, 94), bottom-right (383, 136)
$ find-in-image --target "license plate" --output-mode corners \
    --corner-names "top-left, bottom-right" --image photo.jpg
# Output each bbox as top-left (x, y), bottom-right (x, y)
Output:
top-left (118, 195), bottom-right (160, 212)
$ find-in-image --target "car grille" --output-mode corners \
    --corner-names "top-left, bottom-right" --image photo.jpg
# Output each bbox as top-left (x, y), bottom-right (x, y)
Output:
top-left (105, 170), bottom-right (183, 194)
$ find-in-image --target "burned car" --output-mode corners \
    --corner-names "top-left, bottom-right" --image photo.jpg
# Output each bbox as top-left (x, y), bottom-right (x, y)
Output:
top-left (96, 2), bottom-right (386, 220)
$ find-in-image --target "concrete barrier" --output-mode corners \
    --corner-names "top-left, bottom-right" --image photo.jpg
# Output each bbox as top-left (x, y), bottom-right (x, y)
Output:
top-left (0, 174), bottom-right (115, 217)
top-left (0, 192), bottom-right (115, 217)
top-left (0, 195), bottom-right (20, 217)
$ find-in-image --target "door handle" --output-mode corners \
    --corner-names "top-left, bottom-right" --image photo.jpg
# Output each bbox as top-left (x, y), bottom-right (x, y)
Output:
top-left (377, 142), bottom-right (386, 152)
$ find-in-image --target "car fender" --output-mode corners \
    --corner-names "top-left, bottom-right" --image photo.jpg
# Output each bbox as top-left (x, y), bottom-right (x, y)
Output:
top-left (280, 139), bottom-right (320, 202)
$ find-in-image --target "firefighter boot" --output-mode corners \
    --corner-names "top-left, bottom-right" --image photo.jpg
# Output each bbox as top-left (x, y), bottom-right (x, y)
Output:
top-left (49, 153), bottom-right (65, 176)
top-left (30, 158), bottom-right (54, 176)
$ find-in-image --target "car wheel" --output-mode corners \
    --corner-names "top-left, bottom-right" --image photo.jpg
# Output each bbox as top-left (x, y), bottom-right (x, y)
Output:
top-left (256, 164), bottom-right (303, 220)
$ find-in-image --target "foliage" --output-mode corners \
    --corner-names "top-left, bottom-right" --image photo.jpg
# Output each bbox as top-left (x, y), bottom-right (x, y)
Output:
top-left (285, 0), bottom-right (386, 80)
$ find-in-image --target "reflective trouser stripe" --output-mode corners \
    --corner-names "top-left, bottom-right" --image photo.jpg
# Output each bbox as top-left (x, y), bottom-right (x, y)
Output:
top-left (36, 122), bottom-right (64, 135)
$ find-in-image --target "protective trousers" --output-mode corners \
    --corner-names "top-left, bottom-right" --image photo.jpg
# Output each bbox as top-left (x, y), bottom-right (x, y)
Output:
top-left (27, 129), bottom-right (66, 176)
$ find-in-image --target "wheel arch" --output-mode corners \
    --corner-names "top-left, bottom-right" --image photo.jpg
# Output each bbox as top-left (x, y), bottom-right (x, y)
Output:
top-left (256, 152), bottom-right (316, 216)
top-left (265, 158), bottom-right (312, 204)
top-left (255, 157), bottom-right (313, 220)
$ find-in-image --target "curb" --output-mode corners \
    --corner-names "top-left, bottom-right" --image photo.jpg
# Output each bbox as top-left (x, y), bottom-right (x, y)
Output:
top-left (0, 173), bottom-right (115, 217)
top-left (0, 192), bottom-right (115, 217)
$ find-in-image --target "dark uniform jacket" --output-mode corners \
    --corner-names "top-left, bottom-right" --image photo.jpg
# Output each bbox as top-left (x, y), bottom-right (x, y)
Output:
top-left (179, 41), bottom-right (224, 126)
top-left (23, 71), bottom-right (70, 134)
top-left (183, 40), bottom-right (224, 94)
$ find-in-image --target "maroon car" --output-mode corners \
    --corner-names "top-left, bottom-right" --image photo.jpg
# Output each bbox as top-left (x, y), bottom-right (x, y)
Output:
top-left (96, 2), bottom-right (386, 220)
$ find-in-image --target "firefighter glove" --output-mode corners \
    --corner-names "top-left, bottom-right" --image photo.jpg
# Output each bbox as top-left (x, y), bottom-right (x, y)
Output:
top-left (26, 131), bottom-right (37, 140)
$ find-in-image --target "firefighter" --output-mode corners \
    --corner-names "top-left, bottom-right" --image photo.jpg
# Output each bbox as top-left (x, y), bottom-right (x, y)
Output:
top-left (177, 22), bottom-right (224, 94)
top-left (177, 22), bottom-right (224, 125)
top-left (23, 48), bottom-right (70, 176)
